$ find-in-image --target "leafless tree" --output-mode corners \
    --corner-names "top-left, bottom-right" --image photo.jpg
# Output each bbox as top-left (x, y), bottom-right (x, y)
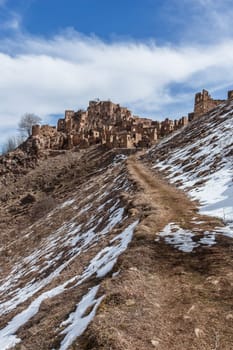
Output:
top-left (1, 135), bottom-right (23, 155)
top-left (18, 113), bottom-right (42, 137)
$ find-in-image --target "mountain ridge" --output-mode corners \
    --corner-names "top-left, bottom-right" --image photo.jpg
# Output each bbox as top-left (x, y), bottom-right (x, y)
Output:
top-left (0, 90), bottom-right (233, 349)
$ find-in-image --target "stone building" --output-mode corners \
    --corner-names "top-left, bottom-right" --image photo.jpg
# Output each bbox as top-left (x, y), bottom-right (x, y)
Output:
top-left (188, 89), bottom-right (225, 121)
top-left (30, 98), bottom-right (192, 152)
top-left (23, 90), bottom-right (233, 154)
top-left (55, 100), bottom-right (158, 149)
top-left (29, 89), bottom-right (233, 154)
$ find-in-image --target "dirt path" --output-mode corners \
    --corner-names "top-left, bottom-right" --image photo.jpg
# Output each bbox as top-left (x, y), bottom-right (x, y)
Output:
top-left (79, 155), bottom-right (233, 350)
top-left (127, 155), bottom-right (198, 230)
top-left (127, 155), bottom-right (224, 234)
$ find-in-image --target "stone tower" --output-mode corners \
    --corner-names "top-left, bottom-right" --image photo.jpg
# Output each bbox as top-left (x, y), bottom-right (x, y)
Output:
top-left (193, 89), bottom-right (224, 119)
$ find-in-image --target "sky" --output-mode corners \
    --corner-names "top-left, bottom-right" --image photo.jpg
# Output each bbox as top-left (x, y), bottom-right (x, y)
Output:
top-left (1, 0), bottom-right (233, 146)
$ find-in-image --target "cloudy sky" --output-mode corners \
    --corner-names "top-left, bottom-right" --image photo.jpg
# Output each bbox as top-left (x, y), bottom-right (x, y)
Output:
top-left (1, 0), bottom-right (233, 146)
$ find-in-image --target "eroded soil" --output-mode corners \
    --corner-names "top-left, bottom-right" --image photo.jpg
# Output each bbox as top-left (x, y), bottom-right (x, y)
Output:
top-left (0, 149), bottom-right (232, 350)
top-left (79, 155), bottom-right (233, 350)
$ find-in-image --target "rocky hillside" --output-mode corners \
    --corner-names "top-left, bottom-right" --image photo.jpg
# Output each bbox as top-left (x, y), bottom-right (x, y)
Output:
top-left (0, 146), bottom-right (140, 350)
top-left (146, 99), bottom-right (233, 223)
top-left (0, 100), bottom-right (233, 350)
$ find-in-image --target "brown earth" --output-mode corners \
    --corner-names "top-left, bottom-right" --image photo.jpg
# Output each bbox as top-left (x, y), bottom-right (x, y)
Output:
top-left (0, 146), bottom-right (120, 248)
top-left (78, 155), bottom-right (233, 350)
top-left (0, 148), bottom-right (232, 350)
top-left (0, 146), bottom-right (137, 350)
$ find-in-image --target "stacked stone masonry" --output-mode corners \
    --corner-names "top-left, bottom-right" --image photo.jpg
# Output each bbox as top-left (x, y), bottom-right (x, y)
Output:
top-left (188, 89), bottom-right (233, 121)
top-left (31, 89), bottom-right (233, 152)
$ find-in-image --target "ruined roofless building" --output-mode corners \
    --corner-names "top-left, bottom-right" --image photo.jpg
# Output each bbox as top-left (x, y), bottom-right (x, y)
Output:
top-left (56, 100), bottom-right (158, 149)
top-left (31, 89), bottom-right (233, 153)
top-left (31, 98), bottom-right (193, 153)
top-left (188, 89), bottom-right (225, 121)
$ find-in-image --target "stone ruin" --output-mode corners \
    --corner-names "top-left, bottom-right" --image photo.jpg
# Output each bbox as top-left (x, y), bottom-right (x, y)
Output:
top-left (29, 100), bottom-right (189, 153)
top-left (188, 89), bottom-right (233, 121)
top-left (56, 101), bottom-right (159, 149)
top-left (2, 88), bottom-right (232, 187)
top-left (27, 89), bottom-right (233, 153)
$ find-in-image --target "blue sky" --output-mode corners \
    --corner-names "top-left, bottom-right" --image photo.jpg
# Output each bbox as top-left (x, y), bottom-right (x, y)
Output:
top-left (1, 0), bottom-right (233, 146)
top-left (0, 0), bottom-right (196, 42)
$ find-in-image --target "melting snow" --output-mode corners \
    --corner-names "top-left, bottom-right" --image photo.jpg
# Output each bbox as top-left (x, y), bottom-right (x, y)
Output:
top-left (0, 276), bottom-right (77, 350)
top-left (159, 222), bottom-right (233, 252)
top-left (189, 167), bottom-right (233, 221)
top-left (59, 199), bottom-right (76, 209)
top-left (199, 232), bottom-right (216, 246)
top-left (94, 220), bottom-right (138, 278)
top-left (159, 223), bottom-right (199, 252)
top-left (59, 286), bottom-right (104, 350)
top-left (150, 102), bottom-right (233, 223)
top-left (0, 146), bottom-right (138, 349)
top-left (0, 219), bottom-right (139, 349)
top-left (112, 154), bottom-right (127, 165)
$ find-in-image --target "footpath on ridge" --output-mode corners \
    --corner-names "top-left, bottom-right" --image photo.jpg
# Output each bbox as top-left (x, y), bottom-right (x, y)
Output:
top-left (79, 154), bottom-right (233, 350)
top-left (127, 154), bottom-right (199, 231)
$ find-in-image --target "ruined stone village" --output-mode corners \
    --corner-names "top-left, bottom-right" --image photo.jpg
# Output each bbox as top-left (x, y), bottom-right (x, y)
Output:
top-left (28, 89), bottom-right (233, 153)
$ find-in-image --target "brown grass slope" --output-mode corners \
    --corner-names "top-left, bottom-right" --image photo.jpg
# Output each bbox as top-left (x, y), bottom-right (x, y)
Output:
top-left (0, 146), bottom-right (139, 350)
top-left (0, 146), bottom-right (121, 246)
top-left (0, 143), bottom-right (232, 350)
top-left (79, 155), bottom-right (233, 350)
top-left (144, 99), bottom-right (233, 190)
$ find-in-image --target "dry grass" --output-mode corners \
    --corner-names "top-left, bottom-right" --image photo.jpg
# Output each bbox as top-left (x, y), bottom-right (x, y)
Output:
top-left (78, 155), bottom-right (233, 350)
top-left (0, 146), bottom-right (141, 350)
top-left (0, 149), bottom-right (232, 350)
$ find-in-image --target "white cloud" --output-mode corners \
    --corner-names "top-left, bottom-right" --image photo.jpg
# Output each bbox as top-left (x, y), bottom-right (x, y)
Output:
top-left (161, 0), bottom-right (233, 44)
top-left (1, 30), bottom-right (233, 146)
top-left (197, 0), bottom-right (233, 36)
top-left (0, 13), bottom-right (21, 30)
top-left (0, 0), bottom-right (21, 35)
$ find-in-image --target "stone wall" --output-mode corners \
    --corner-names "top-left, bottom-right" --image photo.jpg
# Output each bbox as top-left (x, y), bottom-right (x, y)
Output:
top-left (54, 100), bottom-right (158, 149)
top-left (26, 89), bottom-right (233, 154)
top-left (187, 89), bottom-right (233, 120)
top-left (30, 125), bottom-right (66, 154)
top-left (192, 89), bottom-right (224, 120)
top-left (53, 100), bottom-right (190, 149)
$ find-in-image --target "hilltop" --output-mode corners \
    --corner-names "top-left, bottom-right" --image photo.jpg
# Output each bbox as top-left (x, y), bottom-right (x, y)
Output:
top-left (146, 95), bottom-right (233, 223)
top-left (0, 89), bottom-right (232, 349)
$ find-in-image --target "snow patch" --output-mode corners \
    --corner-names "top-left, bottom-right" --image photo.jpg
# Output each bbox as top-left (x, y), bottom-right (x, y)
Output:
top-left (159, 223), bottom-right (199, 252)
top-left (59, 199), bottom-right (76, 209)
top-left (0, 276), bottom-right (77, 350)
top-left (159, 222), bottom-right (233, 252)
top-left (0, 220), bottom-right (139, 349)
top-left (59, 286), bottom-right (104, 350)
top-left (151, 105), bottom-right (233, 223)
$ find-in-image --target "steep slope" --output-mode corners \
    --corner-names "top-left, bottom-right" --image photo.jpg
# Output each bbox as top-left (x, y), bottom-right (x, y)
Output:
top-left (146, 100), bottom-right (233, 223)
top-left (76, 104), bottom-right (233, 350)
top-left (0, 99), bottom-right (233, 350)
top-left (78, 156), bottom-right (233, 350)
top-left (0, 147), bottom-right (139, 350)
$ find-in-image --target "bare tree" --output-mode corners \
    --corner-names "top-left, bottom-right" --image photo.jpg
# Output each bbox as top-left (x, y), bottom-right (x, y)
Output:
top-left (1, 135), bottom-right (23, 155)
top-left (18, 113), bottom-right (42, 137)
